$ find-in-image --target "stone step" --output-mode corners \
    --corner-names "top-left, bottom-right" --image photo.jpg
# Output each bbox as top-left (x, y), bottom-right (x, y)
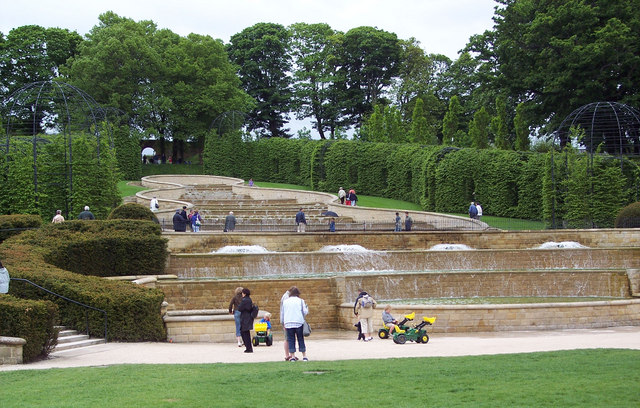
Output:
top-left (53, 327), bottom-right (105, 352)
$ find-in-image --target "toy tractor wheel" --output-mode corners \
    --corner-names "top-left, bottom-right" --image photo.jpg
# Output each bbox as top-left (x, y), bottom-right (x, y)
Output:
top-left (378, 329), bottom-right (388, 339)
top-left (252, 337), bottom-right (259, 347)
top-left (266, 335), bottom-right (273, 346)
top-left (393, 334), bottom-right (407, 344)
top-left (420, 333), bottom-right (429, 344)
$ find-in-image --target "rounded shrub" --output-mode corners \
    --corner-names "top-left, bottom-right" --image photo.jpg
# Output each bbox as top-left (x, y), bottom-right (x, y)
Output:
top-left (614, 202), bottom-right (640, 228)
top-left (108, 203), bottom-right (158, 223)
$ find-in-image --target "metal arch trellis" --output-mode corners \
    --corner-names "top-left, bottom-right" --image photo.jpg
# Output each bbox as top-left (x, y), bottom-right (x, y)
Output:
top-left (1, 81), bottom-right (110, 217)
top-left (549, 101), bottom-right (640, 228)
top-left (209, 110), bottom-right (249, 137)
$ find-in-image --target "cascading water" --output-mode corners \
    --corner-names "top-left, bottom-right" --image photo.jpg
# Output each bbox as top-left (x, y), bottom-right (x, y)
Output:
top-left (214, 245), bottom-right (270, 253)
top-left (535, 241), bottom-right (588, 249)
top-left (429, 244), bottom-right (474, 251)
top-left (318, 244), bottom-right (372, 252)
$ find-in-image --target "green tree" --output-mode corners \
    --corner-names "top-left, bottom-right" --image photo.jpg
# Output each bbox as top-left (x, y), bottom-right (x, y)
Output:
top-left (442, 96), bottom-right (466, 146)
top-left (468, 0), bottom-right (640, 142)
top-left (0, 25), bottom-right (83, 99)
top-left (514, 102), bottom-right (531, 151)
top-left (469, 106), bottom-right (490, 149)
top-left (337, 26), bottom-right (401, 128)
top-left (491, 95), bottom-right (511, 149)
top-left (289, 23), bottom-right (346, 139)
top-left (408, 97), bottom-right (432, 144)
top-left (227, 23), bottom-right (293, 138)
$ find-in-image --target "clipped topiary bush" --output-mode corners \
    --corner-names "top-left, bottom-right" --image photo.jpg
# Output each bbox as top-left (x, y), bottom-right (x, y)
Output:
top-left (615, 202), bottom-right (640, 228)
top-left (0, 295), bottom-right (59, 362)
top-left (0, 214), bottom-right (42, 244)
top-left (108, 203), bottom-right (159, 223)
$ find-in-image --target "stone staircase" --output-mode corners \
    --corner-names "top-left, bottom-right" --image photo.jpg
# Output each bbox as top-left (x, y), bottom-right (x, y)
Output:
top-left (53, 327), bottom-right (105, 352)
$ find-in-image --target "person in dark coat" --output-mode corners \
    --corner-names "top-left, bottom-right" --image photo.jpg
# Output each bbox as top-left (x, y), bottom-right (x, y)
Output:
top-left (237, 287), bottom-right (254, 353)
top-left (224, 211), bottom-right (236, 232)
top-left (78, 206), bottom-right (95, 220)
top-left (172, 209), bottom-right (188, 232)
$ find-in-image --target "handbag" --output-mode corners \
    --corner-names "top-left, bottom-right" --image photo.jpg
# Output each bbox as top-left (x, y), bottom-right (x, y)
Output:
top-left (303, 321), bottom-right (311, 337)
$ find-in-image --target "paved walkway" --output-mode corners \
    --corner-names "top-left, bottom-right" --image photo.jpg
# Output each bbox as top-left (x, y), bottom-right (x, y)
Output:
top-left (2, 326), bottom-right (639, 371)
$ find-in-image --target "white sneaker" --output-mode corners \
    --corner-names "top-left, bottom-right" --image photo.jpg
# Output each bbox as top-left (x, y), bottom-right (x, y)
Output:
top-left (367, 337), bottom-right (373, 341)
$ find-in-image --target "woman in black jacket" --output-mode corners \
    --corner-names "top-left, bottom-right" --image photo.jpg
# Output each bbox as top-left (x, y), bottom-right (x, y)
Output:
top-left (237, 287), bottom-right (254, 353)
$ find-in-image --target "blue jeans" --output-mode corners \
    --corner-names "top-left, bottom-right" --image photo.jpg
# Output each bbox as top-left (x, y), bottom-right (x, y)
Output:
top-left (234, 310), bottom-right (242, 337)
top-left (286, 325), bottom-right (306, 353)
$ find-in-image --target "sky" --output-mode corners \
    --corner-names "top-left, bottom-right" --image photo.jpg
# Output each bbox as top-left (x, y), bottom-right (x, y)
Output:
top-left (0, 0), bottom-right (498, 59)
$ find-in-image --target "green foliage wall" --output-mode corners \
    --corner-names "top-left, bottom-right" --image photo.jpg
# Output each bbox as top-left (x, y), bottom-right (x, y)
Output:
top-left (0, 133), bottom-right (121, 219)
top-left (0, 296), bottom-right (59, 363)
top-left (200, 137), bottom-right (639, 225)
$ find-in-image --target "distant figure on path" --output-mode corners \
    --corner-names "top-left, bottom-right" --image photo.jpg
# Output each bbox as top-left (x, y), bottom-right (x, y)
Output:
top-left (150, 196), bottom-right (159, 212)
top-left (224, 211), bottom-right (236, 232)
top-left (78, 206), bottom-right (95, 220)
top-left (52, 210), bottom-right (65, 224)
top-left (338, 187), bottom-right (346, 205)
top-left (476, 202), bottom-right (483, 220)
top-left (468, 202), bottom-right (478, 219)
top-left (404, 212), bottom-right (413, 231)
top-left (295, 208), bottom-right (307, 232)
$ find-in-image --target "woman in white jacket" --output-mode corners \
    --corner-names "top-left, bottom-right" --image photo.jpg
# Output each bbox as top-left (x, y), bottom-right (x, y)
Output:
top-left (281, 286), bottom-right (309, 361)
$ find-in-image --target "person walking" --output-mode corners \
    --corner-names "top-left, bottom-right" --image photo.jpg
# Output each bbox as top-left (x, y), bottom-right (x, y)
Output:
top-left (338, 187), bottom-right (346, 205)
top-left (468, 202), bottom-right (478, 219)
top-left (191, 210), bottom-right (202, 232)
top-left (476, 202), bottom-right (483, 220)
top-left (236, 287), bottom-right (254, 353)
top-left (348, 189), bottom-right (357, 206)
top-left (282, 286), bottom-right (309, 361)
top-left (404, 211), bottom-right (413, 231)
top-left (228, 287), bottom-right (244, 347)
top-left (172, 209), bottom-right (188, 232)
top-left (150, 196), bottom-right (159, 212)
top-left (78, 206), bottom-right (95, 220)
top-left (295, 208), bottom-right (307, 233)
top-left (280, 288), bottom-right (291, 361)
top-left (394, 212), bottom-right (402, 232)
top-left (51, 210), bottom-right (65, 224)
top-left (224, 211), bottom-right (236, 232)
top-left (354, 290), bottom-right (377, 341)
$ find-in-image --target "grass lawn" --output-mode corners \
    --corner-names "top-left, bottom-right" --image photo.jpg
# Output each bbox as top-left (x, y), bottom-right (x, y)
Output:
top-left (117, 181), bottom-right (148, 198)
top-left (1, 349), bottom-right (638, 407)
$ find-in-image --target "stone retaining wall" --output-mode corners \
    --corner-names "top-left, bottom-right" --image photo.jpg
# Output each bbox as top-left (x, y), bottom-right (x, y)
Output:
top-left (0, 336), bottom-right (26, 365)
top-left (156, 268), bottom-right (637, 339)
top-left (338, 300), bottom-right (640, 333)
top-left (166, 248), bottom-right (640, 279)
top-left (165, 229), bottom-right (640, 253)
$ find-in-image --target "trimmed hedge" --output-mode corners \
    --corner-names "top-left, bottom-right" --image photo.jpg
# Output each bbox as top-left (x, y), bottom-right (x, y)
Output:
top-left (31, 220), bottom-right (167, 277)
top-left (108, 203), bottom-right (160, 223)
top-left (201, 135), bottom-right (640, 225)
top-left (0, 214), bottom-right (42, 244)
top-left (0, 295), bottom-right (59, 363)
top-left (615, 202), bottom-right (640, 228)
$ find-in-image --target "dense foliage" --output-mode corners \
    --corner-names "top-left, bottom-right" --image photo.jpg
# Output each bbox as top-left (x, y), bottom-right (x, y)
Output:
top-left (615, 201), bottom-right (640, 228)
top-left (0, 133), bottom-right (120, 220)
top-left (0, 220), bottom-right (167, 342)
top-left (203, 136), bottom-right (640, 227)
top-left (0, 295), bottom-right (58, 362)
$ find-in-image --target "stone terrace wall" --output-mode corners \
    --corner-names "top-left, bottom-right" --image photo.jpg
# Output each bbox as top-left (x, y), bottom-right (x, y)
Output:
top-left (165, 229), bottom-right (640, 253)
top-left (157, 268), bottom-right (634, 333)
top-left (166, 248), bottom-right (640, 279)
top-left (337, 300), bottom-right (640, 333)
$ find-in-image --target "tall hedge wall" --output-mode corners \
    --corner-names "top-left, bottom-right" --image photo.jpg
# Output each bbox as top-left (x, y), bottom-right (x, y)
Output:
top-left (201, 135), bottom-right (640, 226)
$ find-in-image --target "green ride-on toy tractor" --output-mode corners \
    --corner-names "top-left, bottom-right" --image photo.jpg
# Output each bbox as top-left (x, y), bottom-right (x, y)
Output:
top-left (392, 316), bottom-right (436, 344)
top-left (378, 312), bottom-right (416, 339)
top-left (252, 322), bottom-right (273, 347)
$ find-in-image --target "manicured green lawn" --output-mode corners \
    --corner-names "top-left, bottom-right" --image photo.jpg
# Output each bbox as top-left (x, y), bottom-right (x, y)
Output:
top-left (117, 181), bottom-right (148, 198)
top-left (1, 350), bottom-right (638, 407)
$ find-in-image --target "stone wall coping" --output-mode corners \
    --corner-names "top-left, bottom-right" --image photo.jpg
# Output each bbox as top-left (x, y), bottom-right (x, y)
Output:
top-left (106, 275), bottom-right (178, 281)
top-left (164, 309), bottom-right (267, 322)
top-left (0, 336), bottom-right (26, 345)
top-left (339, 298), bottom-right (640, 310)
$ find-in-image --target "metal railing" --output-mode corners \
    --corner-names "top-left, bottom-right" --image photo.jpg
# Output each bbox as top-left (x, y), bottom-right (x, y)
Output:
top-left (9, 278), bottom-right (108, 342)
